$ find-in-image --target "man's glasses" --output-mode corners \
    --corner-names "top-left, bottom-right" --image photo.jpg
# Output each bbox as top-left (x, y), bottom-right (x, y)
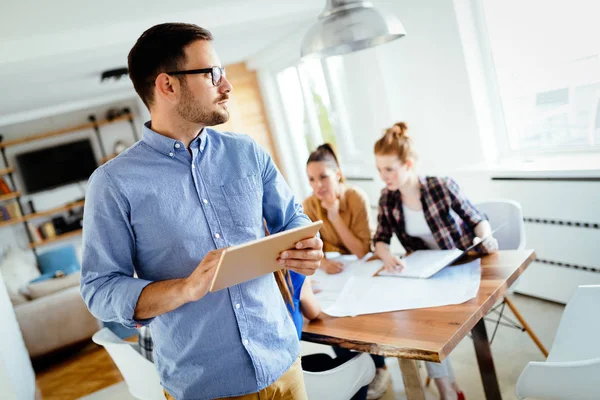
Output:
top-left (166, 66), bottom-right (226, 86)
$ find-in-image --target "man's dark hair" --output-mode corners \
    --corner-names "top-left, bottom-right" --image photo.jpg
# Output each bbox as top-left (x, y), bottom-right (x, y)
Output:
top-left (128, 23), bottom-right (213, 108)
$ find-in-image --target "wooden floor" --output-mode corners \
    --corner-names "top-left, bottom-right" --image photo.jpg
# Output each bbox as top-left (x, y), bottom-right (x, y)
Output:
top-left (35, 341), bottom-right (124, 400)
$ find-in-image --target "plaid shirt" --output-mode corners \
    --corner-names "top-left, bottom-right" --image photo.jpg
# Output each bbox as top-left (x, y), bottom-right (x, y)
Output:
top-left (137, 326), bottom-right (154, 363)
top-left (374, 176), bottom-right (485, 252)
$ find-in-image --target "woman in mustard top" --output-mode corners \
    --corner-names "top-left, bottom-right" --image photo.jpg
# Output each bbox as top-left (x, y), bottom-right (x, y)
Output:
top-left (302, 144), bottom-right (390, 399)
top-left (302, 144), bottom-right (372, 274)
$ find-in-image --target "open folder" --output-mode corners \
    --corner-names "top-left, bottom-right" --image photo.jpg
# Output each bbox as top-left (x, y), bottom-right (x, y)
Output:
top-left (379, 223), bottom-right (506, 279)
top-left (209, 221), bottom-right (323, 292)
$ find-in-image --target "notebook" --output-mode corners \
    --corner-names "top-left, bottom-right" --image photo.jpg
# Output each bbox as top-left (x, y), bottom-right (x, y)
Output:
top-left (379, 224), bottom-right (506, 279)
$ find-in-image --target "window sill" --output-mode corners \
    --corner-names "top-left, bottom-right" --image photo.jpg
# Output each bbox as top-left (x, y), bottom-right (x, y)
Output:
top-left (459, 153), bottom-right (600, 180)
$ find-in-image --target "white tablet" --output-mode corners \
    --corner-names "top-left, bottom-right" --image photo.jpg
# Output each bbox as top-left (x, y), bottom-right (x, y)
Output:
top-left (209, 221), bottom-right (323, 292)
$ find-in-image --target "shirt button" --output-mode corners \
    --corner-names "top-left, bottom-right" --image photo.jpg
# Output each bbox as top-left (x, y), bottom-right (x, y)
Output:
top-left (243, 339), bottom-right (249, 346)
top-left (203, 199), bottom-right (208, 204)
top-left (175, 143), bottom-right (181, 149)
top-left (235, 303), bottom-right (241, 309)
top-left (169, 152), bottom-right (174, 157)
top-left (215, 233), bottom-right (220, 239)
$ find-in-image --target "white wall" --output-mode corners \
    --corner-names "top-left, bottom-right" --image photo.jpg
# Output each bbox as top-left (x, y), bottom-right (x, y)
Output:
top-left (372, 0), bottom-right (486, 181)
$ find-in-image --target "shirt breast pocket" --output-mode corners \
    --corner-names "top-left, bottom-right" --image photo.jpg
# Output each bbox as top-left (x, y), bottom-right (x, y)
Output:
top-left (221, 174), bottom-right (263, 227)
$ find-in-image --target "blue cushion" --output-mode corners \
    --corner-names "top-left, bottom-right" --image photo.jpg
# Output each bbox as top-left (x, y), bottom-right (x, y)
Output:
top-left (32, 245), bottom-right (81, 283)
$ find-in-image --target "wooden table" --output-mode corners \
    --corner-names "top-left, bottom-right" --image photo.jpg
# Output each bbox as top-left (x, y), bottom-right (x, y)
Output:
top-left (302, 250), bottom-right (536, 400)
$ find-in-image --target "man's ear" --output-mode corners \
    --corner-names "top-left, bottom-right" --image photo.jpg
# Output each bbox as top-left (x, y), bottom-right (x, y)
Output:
top-left (154, 73), bottom-right (179, 104)
top-left (405, 159), bottom-right (413, 170)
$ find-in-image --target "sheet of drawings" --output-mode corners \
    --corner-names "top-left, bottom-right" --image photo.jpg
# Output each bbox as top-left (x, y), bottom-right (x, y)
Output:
top-left (312, 253), bottom-right (481, 317)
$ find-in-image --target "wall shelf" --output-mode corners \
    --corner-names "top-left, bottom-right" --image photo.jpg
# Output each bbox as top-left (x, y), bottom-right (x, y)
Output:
top-left (0, 216), bottom-right (26, 228)
top-left (29, 229), bottom-right (83, 249)
top-left (0, 191), bottom-right (21, 202)
top-left (0, 114), bottom-right (131, 149)
top-left (25, 200), bottom-right (85, 221)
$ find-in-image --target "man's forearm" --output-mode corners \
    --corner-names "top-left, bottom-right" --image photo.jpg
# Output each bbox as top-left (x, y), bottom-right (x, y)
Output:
top-left (133, 278), bottom-right (191, 320)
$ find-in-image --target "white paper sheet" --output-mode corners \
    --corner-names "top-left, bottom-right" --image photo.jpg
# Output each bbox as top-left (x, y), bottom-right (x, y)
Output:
top-left (321, 259), bottom-right (481, 317)
top-left (378, 249), bottom-right (464, 278)
top-left (312, 253), bottom-right (383, 309)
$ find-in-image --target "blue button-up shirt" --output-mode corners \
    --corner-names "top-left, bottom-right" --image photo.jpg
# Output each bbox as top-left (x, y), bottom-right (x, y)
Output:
top-left (81, 123), bottom-right (310, 400)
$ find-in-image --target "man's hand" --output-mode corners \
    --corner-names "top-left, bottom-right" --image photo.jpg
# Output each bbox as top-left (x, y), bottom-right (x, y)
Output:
top-left (278, 236), bottom-right (323, 276)
top-left (183, 249), bottom-right (225, 302)
top-left (321, 258), bottom-right (344, 274)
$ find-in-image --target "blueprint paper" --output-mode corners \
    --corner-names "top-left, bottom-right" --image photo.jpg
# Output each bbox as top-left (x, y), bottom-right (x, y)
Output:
top-left (321, 259), bottom-right (481, 317)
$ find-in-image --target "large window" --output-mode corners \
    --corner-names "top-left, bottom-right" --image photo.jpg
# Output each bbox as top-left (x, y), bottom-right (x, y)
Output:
top-left (481, 0), bottom-right (600, 155)
top-left (275, 57), bottom-right (366, 176)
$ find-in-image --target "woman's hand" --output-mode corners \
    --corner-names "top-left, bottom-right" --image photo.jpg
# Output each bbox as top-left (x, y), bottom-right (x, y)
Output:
top-left (320, 258), bottom-right (344, 274)
top-left (382, 254), bottom-right (405, 273)
top-left (374, 242), bottom-right (405, 273)
top-left (473, 235), bottom-right (499, 254)
top-left (321, 197), bottom-right (340, 222)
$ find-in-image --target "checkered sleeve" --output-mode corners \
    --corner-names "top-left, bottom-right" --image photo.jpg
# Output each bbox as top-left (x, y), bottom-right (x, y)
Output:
top-left (137, 326), bottom-right (154, 363)
top-left (444, 177), bottom-right (485, 230)
top-left (373, 191), bottom-right (393, 245)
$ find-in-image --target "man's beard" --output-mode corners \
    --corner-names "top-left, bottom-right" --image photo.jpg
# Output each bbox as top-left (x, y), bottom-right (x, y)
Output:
top-left (176, 81), bottom-right (229, 126)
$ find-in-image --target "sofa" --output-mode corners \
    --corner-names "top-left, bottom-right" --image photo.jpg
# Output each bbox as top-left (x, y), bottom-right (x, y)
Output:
top-left (0, 246), bottom-right (102, 358)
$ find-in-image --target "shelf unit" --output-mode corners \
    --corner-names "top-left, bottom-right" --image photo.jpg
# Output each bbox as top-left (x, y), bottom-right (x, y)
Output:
top-left (0, 191), bottom-right (21, 202)
top-left (0, 108), bottom-right (138, 266)
top-left (29, 229), bottom-right (84, 249)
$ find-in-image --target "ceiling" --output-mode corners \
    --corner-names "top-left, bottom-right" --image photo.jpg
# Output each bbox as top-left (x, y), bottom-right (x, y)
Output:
top-left (0, 0), bottom-right (324, 125)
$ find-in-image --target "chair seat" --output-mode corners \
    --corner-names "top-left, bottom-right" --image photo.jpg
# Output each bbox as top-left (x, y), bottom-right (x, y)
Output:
top-left (92, 328), bottom-right (164, 400)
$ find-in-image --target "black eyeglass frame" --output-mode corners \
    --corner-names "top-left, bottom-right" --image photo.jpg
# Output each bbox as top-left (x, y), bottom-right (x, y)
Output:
top-left (166, 66), bottom-right (226, 86)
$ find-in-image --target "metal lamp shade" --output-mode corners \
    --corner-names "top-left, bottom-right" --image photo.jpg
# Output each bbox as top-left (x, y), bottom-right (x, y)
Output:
top-left (301, 1), bottom-right (406, 59)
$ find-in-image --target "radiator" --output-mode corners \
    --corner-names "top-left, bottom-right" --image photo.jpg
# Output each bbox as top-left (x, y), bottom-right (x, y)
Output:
top-left (488, 178), bottom-right (600, 304)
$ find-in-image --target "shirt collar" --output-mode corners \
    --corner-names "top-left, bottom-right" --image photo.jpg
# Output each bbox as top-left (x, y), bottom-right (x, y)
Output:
top-left (142, 121), bottom-right (208, 158)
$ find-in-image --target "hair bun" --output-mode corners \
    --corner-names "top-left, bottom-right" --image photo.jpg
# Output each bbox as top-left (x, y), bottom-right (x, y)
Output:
top-left (317, 143), bottom-right (334, 153)
top-left (392, 122), bottom-right (408, 139)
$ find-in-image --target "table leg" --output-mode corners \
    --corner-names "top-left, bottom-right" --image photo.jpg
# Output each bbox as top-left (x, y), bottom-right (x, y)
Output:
top-left (472, 318), bottom-right (502, 400)
top-left (398, 358), bottom-right (426, 400)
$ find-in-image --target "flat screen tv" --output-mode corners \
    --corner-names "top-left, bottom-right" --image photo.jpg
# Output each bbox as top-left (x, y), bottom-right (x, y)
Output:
top-left (16, 139), bottom-right (98, 194)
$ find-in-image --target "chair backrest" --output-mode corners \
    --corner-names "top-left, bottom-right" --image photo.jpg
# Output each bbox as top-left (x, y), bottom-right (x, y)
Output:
top-left (92, 328), bottom-right (164, 400)
top-left (547, 285), bottom-right (600, 362)
top-left (303, 352), bottom-right (376, 400)
top-left (476, 199), bottom-right (526, 250)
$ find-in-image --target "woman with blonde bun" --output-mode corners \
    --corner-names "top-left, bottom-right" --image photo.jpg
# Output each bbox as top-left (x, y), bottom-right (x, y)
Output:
top-left (372, 122), bottom-right (499, 400)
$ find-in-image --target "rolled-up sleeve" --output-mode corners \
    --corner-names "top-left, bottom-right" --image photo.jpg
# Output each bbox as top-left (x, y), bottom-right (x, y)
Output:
top-left (257, 144), bottom-right (311, 234)
top-left (373, 191), bottom-right (393, 245)
top-left (80, 167), bottom-right (153, 328)
top-left (444, 177), bottom-right (485, 230)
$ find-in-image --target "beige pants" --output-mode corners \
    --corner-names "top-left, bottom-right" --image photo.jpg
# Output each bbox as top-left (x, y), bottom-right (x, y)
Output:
top-left (164, 358), bottom-right (307, 400)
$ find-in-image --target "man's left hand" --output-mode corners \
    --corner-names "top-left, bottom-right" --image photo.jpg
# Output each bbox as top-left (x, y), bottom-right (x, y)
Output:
top-left (278, 236), bottom-right (323, 276)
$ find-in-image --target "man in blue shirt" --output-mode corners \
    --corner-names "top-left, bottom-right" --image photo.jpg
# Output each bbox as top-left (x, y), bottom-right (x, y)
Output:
top-left (80, 23), bottom-right (323, 400)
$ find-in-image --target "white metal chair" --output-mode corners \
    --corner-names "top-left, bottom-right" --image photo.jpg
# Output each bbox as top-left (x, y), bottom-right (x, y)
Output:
top-left (301, 341), bottom-right (376, 400)
top-left (476, 199), bottom-right (549, 357)
top-left (92, 328), bottom-right (164, 400)
top-left (516, 285), bottom-right (600, 400)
